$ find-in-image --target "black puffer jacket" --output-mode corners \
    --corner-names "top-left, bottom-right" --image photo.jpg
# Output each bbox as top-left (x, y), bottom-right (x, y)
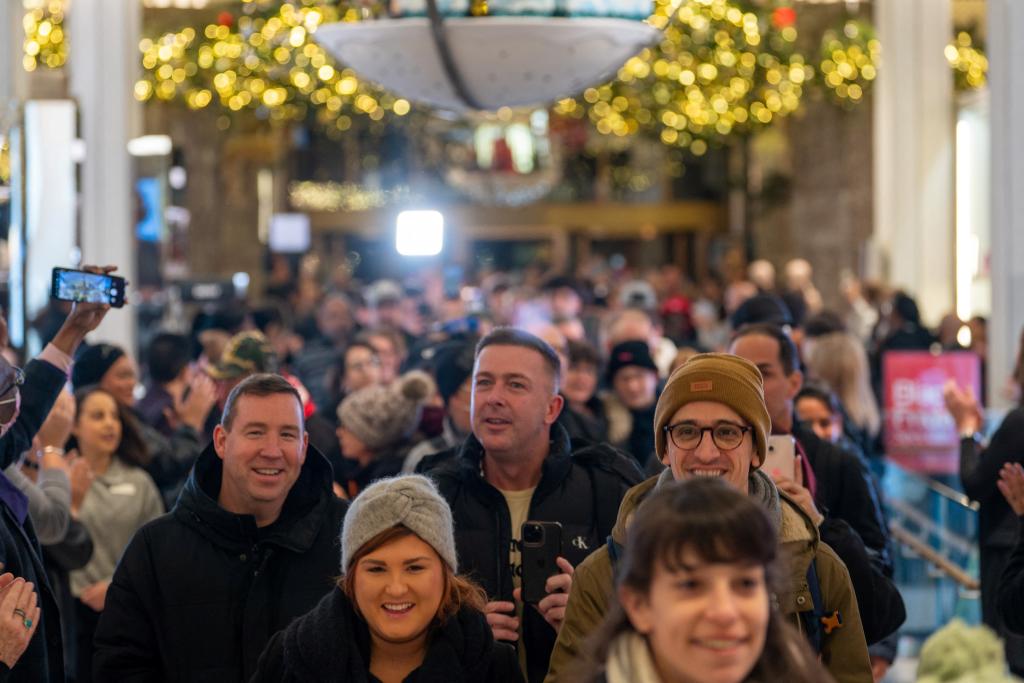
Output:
top-left (418, 424), bottom-right (643, 683)
top-left (252, 587), bottom-right (523, 683)
top-left (92, 443), bottom-right (348, 683)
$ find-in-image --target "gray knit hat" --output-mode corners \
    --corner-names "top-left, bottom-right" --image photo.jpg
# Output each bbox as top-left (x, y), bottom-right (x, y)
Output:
top-left (337, 370), bottom-right (436, 452)
top-left (341, 475), bottom-right (458, 572)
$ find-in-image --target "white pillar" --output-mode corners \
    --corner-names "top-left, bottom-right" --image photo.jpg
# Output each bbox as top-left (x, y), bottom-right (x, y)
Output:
top-left (987, 0), bottom-right (1024, 410)
top-left (872, 0), bottom-right (954, 327)
top-left (68, 0), bottom-right (141, 352)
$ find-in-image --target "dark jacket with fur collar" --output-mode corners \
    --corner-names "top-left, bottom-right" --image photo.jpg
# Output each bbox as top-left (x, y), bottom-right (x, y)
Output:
top-left (252, 587), bottom-right (523, 682)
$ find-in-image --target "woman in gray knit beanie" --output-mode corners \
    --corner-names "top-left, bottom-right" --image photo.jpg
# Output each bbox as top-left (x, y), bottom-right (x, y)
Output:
top-left (336, 370), bottom-right (436, 498)
top-left (252, 475), bottom-right (523, 683)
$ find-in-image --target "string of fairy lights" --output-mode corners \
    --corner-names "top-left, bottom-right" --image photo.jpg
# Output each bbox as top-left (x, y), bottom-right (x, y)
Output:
top-left (20, 0), bottom-right (988, 152)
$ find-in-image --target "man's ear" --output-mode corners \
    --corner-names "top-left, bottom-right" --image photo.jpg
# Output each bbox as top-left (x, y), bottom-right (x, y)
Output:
top-left (786, 369), bottom-right (804, 401)
top-left (545, 393), bottom-right (565, 426)
top-left (212, 424), bottom-right (227, 461)
top-left (299, 432), bottom-right (309, 465)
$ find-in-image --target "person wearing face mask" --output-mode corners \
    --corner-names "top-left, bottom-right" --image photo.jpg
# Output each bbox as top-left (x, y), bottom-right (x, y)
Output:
top-left (574, 478), bottom-right (831, 683)
top-left (65, 386), bottom-right (163, 682)
top-left (252, 475), bottom-right (522, 682)
top-left (546, 353), bottom-right (871, 683)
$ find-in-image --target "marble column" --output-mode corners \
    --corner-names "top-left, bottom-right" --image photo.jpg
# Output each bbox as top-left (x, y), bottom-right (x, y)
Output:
top-left (872, 0), bottom-right (955, 326)
top-left (987, 0), bottom-right (1024, 409)
top-left (68, 0), bottom-right (141, 352)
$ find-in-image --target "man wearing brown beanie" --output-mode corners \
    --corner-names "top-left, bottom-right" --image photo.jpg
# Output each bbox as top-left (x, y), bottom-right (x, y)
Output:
top-left (544, 353), bottom-right (872, 683)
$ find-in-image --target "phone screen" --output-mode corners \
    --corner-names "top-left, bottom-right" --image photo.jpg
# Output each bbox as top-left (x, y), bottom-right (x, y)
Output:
top-left (52, 268), bottom-right (126, 307)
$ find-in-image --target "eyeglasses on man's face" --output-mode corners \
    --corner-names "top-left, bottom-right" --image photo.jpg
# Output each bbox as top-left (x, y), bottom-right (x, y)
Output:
top-left (664, 420), bottom-right (752, 451)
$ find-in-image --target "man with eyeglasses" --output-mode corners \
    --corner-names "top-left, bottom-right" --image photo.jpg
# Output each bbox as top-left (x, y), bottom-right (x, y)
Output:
top-left (0, 268), bottom-right (116, 682)
top-left (545, 353), bottom-right (872, 683)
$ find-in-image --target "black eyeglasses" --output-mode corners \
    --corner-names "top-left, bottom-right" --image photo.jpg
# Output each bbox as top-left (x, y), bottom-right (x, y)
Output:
top-left (664, 421), bottom-right (752, 451)
top-left (0, 367), bottom-right (25, 424)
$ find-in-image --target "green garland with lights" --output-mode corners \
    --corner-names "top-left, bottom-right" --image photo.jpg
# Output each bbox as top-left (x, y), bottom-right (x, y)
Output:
top-left (135, 0), bottom-right (408, 136)
top-left (946, 30), bottom-right (987, 91)
top-left (819, 18), bottom-right (878, 108)
top-left (554, 0), bottom-right (811, 154)
top-left (22, 0), bottom-right (67, 71)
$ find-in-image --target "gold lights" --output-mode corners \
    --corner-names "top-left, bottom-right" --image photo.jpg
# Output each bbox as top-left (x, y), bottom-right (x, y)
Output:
top-left (22, 0), bottom-right (67, 72)
top-left (818, 19), bottom-right (878, 107)
top-left (946, 30), bottom-right (987, 91)
top-left (136, 0), bottom-right (409, 135)
top-left (554, 0), bottom-right (812, 154)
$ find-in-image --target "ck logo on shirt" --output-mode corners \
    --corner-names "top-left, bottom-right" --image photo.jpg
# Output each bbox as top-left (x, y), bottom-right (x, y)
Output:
top-left (571, 536), bottom-right (589, 551)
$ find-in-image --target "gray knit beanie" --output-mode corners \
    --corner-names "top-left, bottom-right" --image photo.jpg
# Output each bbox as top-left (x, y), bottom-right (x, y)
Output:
top-left (337, 370), bottom-right (436, 452)
top-left (341, 474), bottom-right (458, 572)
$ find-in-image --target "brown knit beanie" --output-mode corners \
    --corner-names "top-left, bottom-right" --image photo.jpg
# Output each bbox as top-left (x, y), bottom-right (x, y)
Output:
top-left (653, 353), bottom-right (771, 467)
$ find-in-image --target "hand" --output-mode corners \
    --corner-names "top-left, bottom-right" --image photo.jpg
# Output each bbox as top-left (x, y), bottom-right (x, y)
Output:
top-left (35, 389), bottom-right (75, 450)
top-left (483, 600), bottom-right (519, 642)
top-left (772, 455), bottom-right (824, 527)
top-left (79, 580), bottom-right (110, 612)
top-left (0, 578), bottom-right (40, 668)
top-left (67, 451), bottom-right (94, 514)
top-left (998, 463), bottom-right (1024, 517)
top-left (173, 373), bottom-right (217, 432)
top-left (943, 380), bottom-right (983, 434)
top-left (870, 655), bottom-right (891, 683)
top-left (531, 557), bottom-right (574, 633)
top-left (50, 265), bottom-right (119, 356)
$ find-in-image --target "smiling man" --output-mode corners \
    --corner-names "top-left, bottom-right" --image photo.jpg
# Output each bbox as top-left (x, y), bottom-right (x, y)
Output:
top-left (545, 353), bottom-right (873, 683)
top-left (93, 374), bottom-right (348, 682)
top-left (417, 328), bottom-right (641, 683)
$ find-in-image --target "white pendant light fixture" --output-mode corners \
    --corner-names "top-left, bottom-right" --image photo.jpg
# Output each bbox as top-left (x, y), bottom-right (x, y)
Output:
top-left (314, 2), bottom-right (660, 113)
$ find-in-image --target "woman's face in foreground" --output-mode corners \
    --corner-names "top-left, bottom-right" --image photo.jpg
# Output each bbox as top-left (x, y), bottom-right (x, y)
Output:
top-left (621, 549), bottom-right (770, 683)
top-left (353, 533), bottom-right (445, 651)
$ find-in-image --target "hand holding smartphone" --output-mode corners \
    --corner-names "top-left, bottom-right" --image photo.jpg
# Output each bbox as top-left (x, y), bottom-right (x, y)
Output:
top-left (51, 268), bottom-right (127, 308)
top-left (520, 521), bottom-right (563, 604)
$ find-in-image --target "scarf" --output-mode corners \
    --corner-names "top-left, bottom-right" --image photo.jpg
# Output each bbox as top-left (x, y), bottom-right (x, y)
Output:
top-left (652, 467), bottom-right (782, 530)
top-left (605, 631), bottom-right (662, 683)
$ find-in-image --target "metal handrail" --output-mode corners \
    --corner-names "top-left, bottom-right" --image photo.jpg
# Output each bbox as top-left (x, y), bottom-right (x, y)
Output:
top-left (887, 498), bottom-right (976, 556)
top-left (887, 463), bottom-right (979, 511)
top-left (890, 521), bottom-right (980, 591)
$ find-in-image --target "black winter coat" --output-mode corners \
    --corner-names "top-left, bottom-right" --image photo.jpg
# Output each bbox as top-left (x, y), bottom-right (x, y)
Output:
top-left (252, 587), bottom-right (524, 683)
top-left (0, 356), bottom-right (71, 682)
top-left (794, 423), bottom-right (890, 564)
top-left (92, 443), bottom-right (348, 683)
top-left (418, 424), bottom-right (643, 683)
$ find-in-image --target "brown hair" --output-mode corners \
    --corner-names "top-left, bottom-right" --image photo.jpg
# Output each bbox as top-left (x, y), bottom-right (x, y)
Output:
top-left (221, 373), bottom-right (303, 430)
top-left (68, 386), bottom-right (151, 468)
top-left (573, 479), bottom-right (832, 683)
top-left (339, 526), bottom-right (486, 625)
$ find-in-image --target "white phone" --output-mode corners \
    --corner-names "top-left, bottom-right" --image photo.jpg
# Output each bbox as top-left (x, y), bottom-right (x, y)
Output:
top-left (763, 435), bottom-right (797, 480)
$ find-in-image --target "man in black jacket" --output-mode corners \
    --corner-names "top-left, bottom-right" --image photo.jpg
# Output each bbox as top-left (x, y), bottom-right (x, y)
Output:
top-left (730, 323), bottom-right (890, 558)
top-left (92, 374), bottom-right (348, 682)
top-left (418, 328), bottom-right (642, 683)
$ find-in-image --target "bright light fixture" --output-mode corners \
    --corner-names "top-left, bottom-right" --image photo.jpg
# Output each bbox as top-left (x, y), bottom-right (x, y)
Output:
top-left (127, 135), bottom-right (172, 157)
top-left (396, 210), bottom-right (444, 256)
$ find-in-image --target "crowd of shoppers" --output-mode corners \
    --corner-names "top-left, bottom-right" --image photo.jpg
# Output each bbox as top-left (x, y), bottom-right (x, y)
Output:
top-left (0, 254), bottom-right (1020, 682)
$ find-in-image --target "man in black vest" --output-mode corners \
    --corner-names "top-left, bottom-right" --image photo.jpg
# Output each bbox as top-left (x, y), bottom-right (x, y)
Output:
top-left (418, 328), bottom-right (641, 683)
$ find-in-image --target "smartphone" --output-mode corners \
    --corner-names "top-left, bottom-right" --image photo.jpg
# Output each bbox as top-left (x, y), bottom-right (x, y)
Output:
top-left (520, 520), bottom-right (562, 604)
top-left (763, 435), bottom-right (797, 480)
top-left (51, 268), bottom-right (126, 308)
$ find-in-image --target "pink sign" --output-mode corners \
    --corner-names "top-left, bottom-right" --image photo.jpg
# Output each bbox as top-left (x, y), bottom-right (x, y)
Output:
top-left (883, 351), bottom-right (981, 475)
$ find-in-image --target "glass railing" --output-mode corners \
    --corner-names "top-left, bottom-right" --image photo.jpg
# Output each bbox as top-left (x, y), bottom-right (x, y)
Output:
top-left (881, 461), bottom-right (981, 635)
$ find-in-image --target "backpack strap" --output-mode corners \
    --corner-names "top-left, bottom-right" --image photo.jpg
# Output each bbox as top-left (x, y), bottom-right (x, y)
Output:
top-left (606, 534), bottom-right (624, 569)
top-left (799, 559), bottom-right (826, 653)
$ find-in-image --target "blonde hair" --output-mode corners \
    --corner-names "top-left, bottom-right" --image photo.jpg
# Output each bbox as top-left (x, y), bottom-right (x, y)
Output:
top-left (805, 332), bottom-right (880, 437)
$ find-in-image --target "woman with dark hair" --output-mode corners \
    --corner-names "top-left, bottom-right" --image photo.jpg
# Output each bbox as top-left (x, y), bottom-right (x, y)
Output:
top-left (575, 478), bottom-right (831, 683)
top-left (66, 386), bottom-right (163, 681)
top-left (253, 475), bottom-right (521, 682)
